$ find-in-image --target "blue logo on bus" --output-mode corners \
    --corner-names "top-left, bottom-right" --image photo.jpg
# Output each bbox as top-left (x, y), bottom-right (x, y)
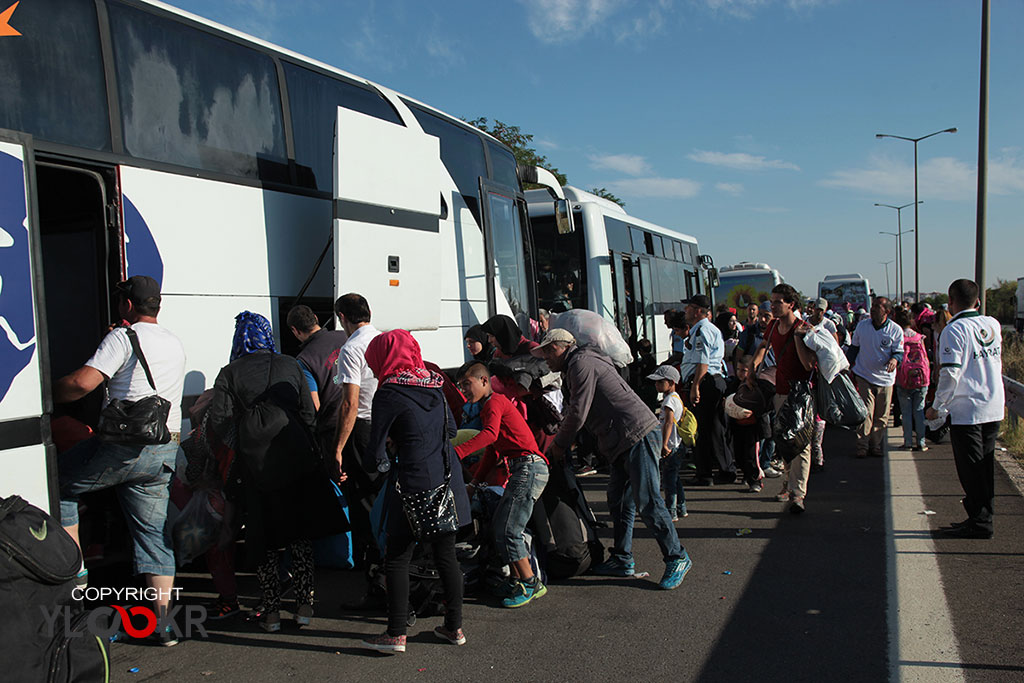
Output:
top-left (0, 150), bottom-right (37, 402)
top-left (123, 195), bottom-right (163, 286)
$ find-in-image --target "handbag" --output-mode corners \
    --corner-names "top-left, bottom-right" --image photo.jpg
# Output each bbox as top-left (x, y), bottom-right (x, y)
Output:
top-left (96, 327), bottom-right (172, 445)
top-left (394, 392), bottom-right (459, 541)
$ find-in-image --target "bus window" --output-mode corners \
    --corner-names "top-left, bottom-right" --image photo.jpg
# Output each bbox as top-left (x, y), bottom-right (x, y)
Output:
top-left (109, 3), bottom-right (289, 182)
top-left (487, 142), bottom-right (519, 189)
top-left (483, 189), bottom-right (530, 318)
top-left (284, 62), bottom-right (402, 191)
top-left (605, 217), bottom-right (631, 253)
top-left (0, 0), bottom-right (110, 151)
top-left (532, 212), bottom-right (586, 313)
top-left (406, 103), bottom-right (487, 222)
top-left (630, 227), bottom-right (645, 253)
top-left (672, 240), bottom-right (684, 262)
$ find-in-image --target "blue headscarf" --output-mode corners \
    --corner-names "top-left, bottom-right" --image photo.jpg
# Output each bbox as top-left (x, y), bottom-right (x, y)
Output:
top-left (230, 311), bottom-right (276, 361)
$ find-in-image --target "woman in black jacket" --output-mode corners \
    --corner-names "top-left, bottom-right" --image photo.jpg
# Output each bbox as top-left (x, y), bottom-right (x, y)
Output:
top-left (359, 329), bottom-right (470, 654)
top-left (208, 312), bottom-right (343, 632)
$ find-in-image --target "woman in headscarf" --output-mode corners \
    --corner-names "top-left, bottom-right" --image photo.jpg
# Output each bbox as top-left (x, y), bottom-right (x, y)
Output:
top-left (359, 330), bottom-right (470, 654)
top-left (464, 324), bottom-right (494, 363)
top-left (479, 315), bottom-right (542, 420)
top-left (208, 312), bottom-right (344, 633)
top-left (481, 314), bottom-right (537, 359)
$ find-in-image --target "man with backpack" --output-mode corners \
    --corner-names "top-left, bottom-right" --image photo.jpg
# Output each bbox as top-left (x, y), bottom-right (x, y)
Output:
top-left (533, 329), bottom-right (692, 591)
top-left (891, 308), bottom-right (930, 451)
top-left (849, 297), bottom-right (904, 458)
top-left (52, 275), bottom-right (186, 645)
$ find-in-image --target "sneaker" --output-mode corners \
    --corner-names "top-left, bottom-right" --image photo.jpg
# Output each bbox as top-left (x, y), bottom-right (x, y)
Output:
top-left (671, 512), bottom-right (679, 522)
top-left (259, 611), bottom-right (281, 633)
top-left (591, 557), bottom-right (635, 577)
top-left (150, 625), bottom-right (179, 647)
top-left (912, 444), bottom-right (928, 452)
top-left (433, 625), bottom-right (467, 645)
top-left (294, 603), bottom-right (313, 627)
top-left (74, 569), bottom-right (88, 591)
top-left (207, 598), bottom-right (242, 621)
top-left (677, 508), bottom-right (688, 518)
top-left (762, 466), bottom-right (782, 479)
top-left (789, 496), bottom-right (805, 514)
top-left (775, 485), bottom-right (790, 502)
top-left (747, 482), bottom-right (763, 493)
top-left (576, 465), bottom-right (597, 477)
top-left (362, 632), bottom-right (406, 654)
top-left (503, 578), bottom-right (548, 608)
top-left (658, 553), bottom-right (692, 590)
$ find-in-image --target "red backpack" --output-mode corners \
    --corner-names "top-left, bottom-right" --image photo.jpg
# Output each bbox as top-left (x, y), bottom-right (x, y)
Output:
top-left (897, 331), bottom-right (930, 389)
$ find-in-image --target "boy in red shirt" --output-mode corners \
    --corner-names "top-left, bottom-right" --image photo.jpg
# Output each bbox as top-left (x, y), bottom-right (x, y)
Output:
top-left (456, 362), bottom-right (550, 608)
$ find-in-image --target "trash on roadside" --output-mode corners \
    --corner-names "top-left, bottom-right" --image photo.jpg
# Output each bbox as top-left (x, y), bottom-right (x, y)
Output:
top-left (108, 633), bottom-right (120, 643)
top-left (919, 510), bottom-right (936, 515)
top-left (634, 571), bottom-right (650, 579)
top-left (418, 669), bottom-right (426, 673)
top-left (736, 528), bottom-right (752, 536)
top-left (722, 571), bottom-right (732, 575)
top-left (128, 668), bottom-right (139, 674)
top-left (1000, 447), bottom-right (1007, 452)
top-left (719, 596), bottom-right (726, 600)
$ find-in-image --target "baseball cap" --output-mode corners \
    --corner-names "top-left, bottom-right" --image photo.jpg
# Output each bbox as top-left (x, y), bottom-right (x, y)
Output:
top-left (530, 328), bottom-right (576, 356)
top-left (646, 365), bottom-right (680, 384)
top-left (114, 275), bottom-right (161, 304)
top-left (813, 297), bottom-right (829, 311)
top-left (680, 294), bottom-right (712, 310)
top-left (759, 301), bottom-right (771, 312)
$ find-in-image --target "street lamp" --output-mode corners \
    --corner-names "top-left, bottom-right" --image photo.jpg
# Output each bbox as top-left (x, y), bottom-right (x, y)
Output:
top-left (879, 260), bottom-right (894, 301)
top-left (876, 127), bottom-right (957, 302)
top-left (876, 201), bottom-right (921, 302)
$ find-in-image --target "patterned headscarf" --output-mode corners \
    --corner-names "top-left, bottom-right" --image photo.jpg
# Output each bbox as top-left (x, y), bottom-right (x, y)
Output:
top-left (230, 311), bottom-right (276, 361)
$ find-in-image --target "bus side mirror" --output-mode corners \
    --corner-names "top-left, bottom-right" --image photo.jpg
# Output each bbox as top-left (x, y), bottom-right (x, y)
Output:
top-left (708, 267), bottom-right (720, 289)
top-left (555, 199), bottom-right (574, 234)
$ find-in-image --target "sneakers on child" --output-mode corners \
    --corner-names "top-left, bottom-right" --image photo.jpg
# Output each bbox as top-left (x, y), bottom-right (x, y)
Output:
top-left (502, 577), bottom-right (548, 608)
top-left (362, 632), bottom-right (406, 654)
top-left (658, 552), bottom-right (692, 590)
top-left (294, 603), bottom-right (313, 626)
top-left (433, 625), bottom-right (467, 645)
top-left (747, 481), bottom-right (763, 493)
top-left (591, 557), bottom-right (635, 577)
top-left (207, 598), bottom-right (241, 621)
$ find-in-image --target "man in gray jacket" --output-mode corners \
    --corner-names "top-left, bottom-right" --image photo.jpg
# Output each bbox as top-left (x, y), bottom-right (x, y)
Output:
top-left (534, 329), bottom-right (692, 590)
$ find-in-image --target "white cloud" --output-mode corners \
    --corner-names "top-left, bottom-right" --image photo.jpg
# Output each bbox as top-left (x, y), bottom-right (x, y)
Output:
top-left (603, 177), bottom-right (701, 198)
top-left (715, 182), bottom-right (744, 195)
top-left (615, 0), bottom-right (673, 42)
top-left (588, 153), bottom-right (652, 176)
top-left (424, 26), bottom-right (463, 70)
top-left (519, 0), bottom-right (626, 43)
top-left (697, 0), bottom-right (833, 20)
top-left (535, 138), bottom-right (561, 150)
top-left (689, 149), bottom-right (800, 171)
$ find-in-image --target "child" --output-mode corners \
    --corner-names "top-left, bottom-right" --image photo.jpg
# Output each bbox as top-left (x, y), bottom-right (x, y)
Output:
top-left (892, 308), bottom-right (930, 451)
top-left (455, 363), bottom-right (550, 608)
top-left (646, 365), bottom-right (688, 521)
top-left (725, 356), bottom-right (773, 492)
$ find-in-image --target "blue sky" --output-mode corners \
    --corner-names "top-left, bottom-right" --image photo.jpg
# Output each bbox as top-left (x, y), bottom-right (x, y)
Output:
top-left (170, 0), bottom-right (1023, 299)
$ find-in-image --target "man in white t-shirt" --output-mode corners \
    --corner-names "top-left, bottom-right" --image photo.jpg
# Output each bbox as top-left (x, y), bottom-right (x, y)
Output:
top-left (926, 279), bottom-right (1003, 539)
top-left (53, 275), bottom-right (185, 645)
top-left (850, 297), bottom-right (904, 458)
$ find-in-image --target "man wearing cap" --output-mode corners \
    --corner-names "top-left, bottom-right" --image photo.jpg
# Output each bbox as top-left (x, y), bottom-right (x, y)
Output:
top-left (533, 328), bottom-right (692, 590)
top-left (805, 298), bottom-right (839, 471)
top-left (679, 294), bottom-right (733, 486)
top-left (53, 275), bottom-right (186, 645)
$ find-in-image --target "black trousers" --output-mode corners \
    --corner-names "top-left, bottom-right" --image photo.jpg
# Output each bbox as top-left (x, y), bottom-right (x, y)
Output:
top-left (691, 373), bottom-right (733, 480)
top-left (731, 422), bottom-right (761, 486)
top-left (340, 418), bottom-right (382, 567)
top-left (949, 421), bottom-right (999, 534)
top-left (385, 531), bottom-right (462, 636)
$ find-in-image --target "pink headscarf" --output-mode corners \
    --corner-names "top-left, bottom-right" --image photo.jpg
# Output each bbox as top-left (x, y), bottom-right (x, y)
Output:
top-left (365, 329), bottom-right (444, 388)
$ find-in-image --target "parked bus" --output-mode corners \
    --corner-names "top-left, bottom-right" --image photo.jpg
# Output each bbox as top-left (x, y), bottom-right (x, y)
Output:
top-left (713, 262), bottom-right (785, 310)
top-left (819, 273), bottom-right (872, 313)
top-left (525, 186), bottom-right (708, 363)
top-left (0, 0), bottom-right (556, 511)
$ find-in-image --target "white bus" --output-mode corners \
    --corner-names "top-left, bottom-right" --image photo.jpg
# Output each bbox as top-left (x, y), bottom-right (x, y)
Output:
top-left (0, 0), bottom-right (555, 512)
top-left (525, 186), bottom-right (708, 362)
top-left (819, 273), bottom-right (872, 314)
top-left (713, 262), bottom-right (785, 311)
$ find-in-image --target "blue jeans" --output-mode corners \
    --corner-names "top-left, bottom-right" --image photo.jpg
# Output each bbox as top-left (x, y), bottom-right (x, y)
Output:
top-left (897, 386), bottom-right (926, 447)
top-left (607, 428), bottom-right (683, 563)
top-left (59, 437), bottom-right (179, 576)
top-left (662, 446), bottom-right (687, 514)
top-left (493, 455), bottom-right (548, 563)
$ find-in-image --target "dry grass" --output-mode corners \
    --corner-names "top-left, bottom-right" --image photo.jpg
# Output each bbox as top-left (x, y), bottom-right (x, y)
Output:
top-left (1002, 332), bottom-right (1024, 465)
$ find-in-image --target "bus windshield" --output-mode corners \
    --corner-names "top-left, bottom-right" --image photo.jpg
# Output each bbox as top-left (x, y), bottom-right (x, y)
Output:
top-left (715, 272), bottom-right (777, 309)
top-left (531, 213), bottom-right (587, 313)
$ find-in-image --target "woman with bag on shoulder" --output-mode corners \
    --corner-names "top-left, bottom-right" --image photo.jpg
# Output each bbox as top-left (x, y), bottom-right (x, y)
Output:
top-left (359, 330), bottom-right (470, 654)
top-left (208, 312), bottom-right (346, 633)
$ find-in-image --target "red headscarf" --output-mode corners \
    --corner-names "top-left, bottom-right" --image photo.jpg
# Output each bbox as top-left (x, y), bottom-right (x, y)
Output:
top-left (365, 329), bottom-right (444, 388)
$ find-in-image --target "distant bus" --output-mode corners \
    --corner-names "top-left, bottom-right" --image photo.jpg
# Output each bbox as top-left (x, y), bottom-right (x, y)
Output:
top-left (819, 274), bottom-right (872, 313)
top-left (525, 187), bottom-right (708, 362)
top-left (714, 263), bottom-right (785, 311)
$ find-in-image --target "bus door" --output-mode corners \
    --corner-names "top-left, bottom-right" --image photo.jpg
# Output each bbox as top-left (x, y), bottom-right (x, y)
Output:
top-left (479, 178), bottom-right (535, 330)
top-left (637, 255), bottom-right (658, 354)
top-left (0, 131), bottom-right (55, 513)
top-left (333, 106), bottom-right (442, 332)
top-left (609, 252), bottom-right (633, 344)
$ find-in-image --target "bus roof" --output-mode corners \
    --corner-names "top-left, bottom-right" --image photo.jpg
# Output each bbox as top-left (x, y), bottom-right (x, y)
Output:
top-left (821, 273), bottom-right (866, 281)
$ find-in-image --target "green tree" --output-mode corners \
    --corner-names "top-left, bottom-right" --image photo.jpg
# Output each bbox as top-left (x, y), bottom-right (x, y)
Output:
top-left (986, 279), bottom-right (1017, 323)
top-left (466, 117), bottom-right (567, 188)
top-left (589, 187), bottom-right (625, 208)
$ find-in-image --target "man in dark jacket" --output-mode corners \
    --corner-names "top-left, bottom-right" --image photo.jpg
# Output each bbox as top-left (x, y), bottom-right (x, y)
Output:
top-left (533, 329), bottom-right (692, 590)
top-left (288, 305), bottom-right (348, 452)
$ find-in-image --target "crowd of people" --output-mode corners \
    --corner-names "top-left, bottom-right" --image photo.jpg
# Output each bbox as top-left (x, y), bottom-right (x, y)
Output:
top-left (49, 273), bottom-right (1003, 654)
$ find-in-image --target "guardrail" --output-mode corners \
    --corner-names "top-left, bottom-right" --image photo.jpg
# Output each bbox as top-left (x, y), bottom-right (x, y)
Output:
top-left (1005, 375), bottom-right (1024, 420)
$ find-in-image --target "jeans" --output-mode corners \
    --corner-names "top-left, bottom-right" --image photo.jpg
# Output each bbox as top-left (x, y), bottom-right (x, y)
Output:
top-left (896, 387), bottom-right (926, 447)
top-left (607, 428), bottom-right (683, 563)
top-left (760, 434), bottom-right (776, 469)
top-left (59, 437), bottom-right (178, 576)
top-left (492, 456), bottom-right (548, 563)
top-left (662, 447), bottom-right (687, 514)
top-left (385, 531), bottom-right (462, 636)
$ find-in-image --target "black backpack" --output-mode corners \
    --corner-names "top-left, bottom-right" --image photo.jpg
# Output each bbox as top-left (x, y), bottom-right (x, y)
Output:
top-left (530, 461), bottom-right (605, 579)
top-left (0, 495), bottom-right (110, 682)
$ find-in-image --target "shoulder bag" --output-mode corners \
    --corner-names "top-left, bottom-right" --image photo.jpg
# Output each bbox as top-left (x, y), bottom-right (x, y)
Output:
top-left (394, 392), bottom-right (459, 540)
top-left (97, 327), bottom-right (172, 445)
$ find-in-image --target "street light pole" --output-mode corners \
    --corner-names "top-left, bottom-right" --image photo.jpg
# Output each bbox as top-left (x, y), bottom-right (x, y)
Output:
top-left (876, 127), bottom-right (957, 303)
top-left (876, 201), bottom-right (921, 302)
top-left (879, 260), bottom-right (893, 300)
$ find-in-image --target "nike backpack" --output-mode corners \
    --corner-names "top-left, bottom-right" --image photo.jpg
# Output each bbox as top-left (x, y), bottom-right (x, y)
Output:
top-left (0, 495), bottom-right (110, 682)
top-left (896, 332), bottom-right (930, 390)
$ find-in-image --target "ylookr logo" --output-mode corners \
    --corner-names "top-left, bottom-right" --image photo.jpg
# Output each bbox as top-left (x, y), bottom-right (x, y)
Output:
top-left (41, 604), bottom-right (209, 640)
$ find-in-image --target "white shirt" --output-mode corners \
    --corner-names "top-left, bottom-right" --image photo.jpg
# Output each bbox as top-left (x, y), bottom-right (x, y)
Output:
top-left (933, 310), bottom-right (1004, 425)
top-left (660, 391), bottom-right (684, 452)
top-left (851, 318), bottom-right (904, 387)
top-left (814, 317), bottom-right (838, 336)
top-left (333, 324), bottom-right (380, 420)
top-left (87, 323), bottom-right (186, 432)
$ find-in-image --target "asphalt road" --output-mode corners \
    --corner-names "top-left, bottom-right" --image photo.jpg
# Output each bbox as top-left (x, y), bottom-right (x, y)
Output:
top-left (96, 424), bottom-right (1022, 683)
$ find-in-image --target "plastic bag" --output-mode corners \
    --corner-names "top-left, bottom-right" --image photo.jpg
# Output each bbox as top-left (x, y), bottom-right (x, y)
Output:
top-left (172, 488), bottom-right (224, 566)
top-left (773, 380), bottom-right (815, 463)
top-left (549, 309), bottom-right (632, 368)
top-left (815, 372), bottom-right (868, 427)
top-left (313, 481), bottom-right (354, 569)
top-left (802, 326), bottom-right (849, 384)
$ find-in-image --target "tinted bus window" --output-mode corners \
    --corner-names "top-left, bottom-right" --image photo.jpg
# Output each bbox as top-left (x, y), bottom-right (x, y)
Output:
top-left (0, 0), bottom-right (109, 150)
top-left (533, 212), bottom-right (587, 313)
top-left (605, 216), bottom-right (631, 253)
top-left (109, 3), bottom-right (288, 181)
top-left (630, 227), bottom-right (645, 253)
top-left (406, 103), bottom-right (486, 220)
top-left (487, 141), bottom-right (518, 188)
top-left (284, 62), bottom-right (402, 192)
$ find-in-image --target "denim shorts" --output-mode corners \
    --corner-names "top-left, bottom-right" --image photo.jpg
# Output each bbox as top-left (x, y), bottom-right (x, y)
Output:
top-left (493, 455), bottom-right (548, 563)
top-left (59, 437), bottom-right (179, 576)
